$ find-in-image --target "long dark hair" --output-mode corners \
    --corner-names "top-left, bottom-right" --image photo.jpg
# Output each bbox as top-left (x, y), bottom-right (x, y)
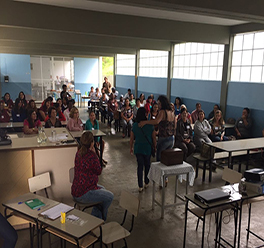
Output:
top-left (151, 102), bottom-right (158, 115)
top-left (157, 95), bottom-right (171, 111)
top-left (14, 99), bottom-right (23, 113)
top-left (175, 97), bottom-right (182, 106)
top-left (136, 107), bottom-right (147, 123)
top-left (27, 109), bottom-right (37, 128)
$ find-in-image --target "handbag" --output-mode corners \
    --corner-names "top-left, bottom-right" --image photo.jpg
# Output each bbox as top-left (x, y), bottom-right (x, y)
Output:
top-left (200, 142), bottom-right (215, 159)
top-left (140, 128), bottom-right (155, 157)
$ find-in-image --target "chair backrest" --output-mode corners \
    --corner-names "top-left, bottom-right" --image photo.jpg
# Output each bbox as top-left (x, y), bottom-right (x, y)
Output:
top-left (119, 190), bottom-right (140, 217)
top-left (69, 167), bottom-right (74, 184)
top-left (222, 167), bottom-right (242, 184)
top-left (28, 172), bottom-right (51, 193)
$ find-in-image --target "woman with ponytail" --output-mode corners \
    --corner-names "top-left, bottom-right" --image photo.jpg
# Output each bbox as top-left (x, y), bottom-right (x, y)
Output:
top-left (71, 131), bottom-right (113, 221)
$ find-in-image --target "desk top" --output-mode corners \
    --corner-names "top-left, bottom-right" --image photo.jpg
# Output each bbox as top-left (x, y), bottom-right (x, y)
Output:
top-left (207, 137), bottom-right (264, 152)
top-left (149, 161), bottom-right (195, 187)
top-left (70, 129), bottom-right (106, 138)
top-left (3, 193), bottom-right (104, 240)
top-left (0, 128), bottom-right (77, 151)
top-left (186, 184), bottom-right (263, 210)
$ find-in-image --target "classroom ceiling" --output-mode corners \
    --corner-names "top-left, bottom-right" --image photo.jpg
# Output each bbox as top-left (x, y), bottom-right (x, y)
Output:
top-left (15, 0), bottom-right (248, 26)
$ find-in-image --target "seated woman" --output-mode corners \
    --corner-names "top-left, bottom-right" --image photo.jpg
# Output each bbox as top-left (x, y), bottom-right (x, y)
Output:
top-left (208, 104), bottom-right (220, 120)
top-left (61, 97), bottom-right (68, 113)
top-left (209, 110), bottom-right (228, 142)
top-left (85, 111), bottom-right (107, 166)
top-left (39, 98), bottom-right (51, 121)
top-left (23, 109), bottom-right (42, 134)
top-left (147, 102), bottom-right (159, 135)
top-left (133, 98), bottom-right (141, 121)
top-left (45, 107), bottom-right (62, 128)
top-left (99, 93), bottom-right (108, 120)
top-left (107, 93), bottom-right (118, 127)
top-left (56, 98), bottom-right (62, 107)
top-left (12, 99), bottom-right (27, 122)
top-left (0, 100), bottom-right (10, 123)
top-left (3, 92), bottom-right (14, 112)
top-left (16, 91), bottom-right (27, 109)
top-left (139, 93), bottom-right (146, 107)
top-left (144, 96), bottom-right (153, 114)
top-left (26, 99), bottom-right (38, 117)
top-left (130, 107), bottom-right (156, 192)
top-left (120, 98), bottom-right (133, 138)
top-left (71, 131), bottom-right (114, 220)
top-left (66, 107), bottom-right (83, 131)
top-left (64, 99), bottom-right (75, 121)
top-left (175, 108), bottom-right (196, 161)
top-left (177, 104), bottom-right (193, 124)
top-left (194, 109), bottom-right (212, 149)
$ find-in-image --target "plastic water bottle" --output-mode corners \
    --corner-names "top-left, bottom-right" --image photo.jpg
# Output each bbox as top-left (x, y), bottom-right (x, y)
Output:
top-left (52, 129), bottom-right (56, 142)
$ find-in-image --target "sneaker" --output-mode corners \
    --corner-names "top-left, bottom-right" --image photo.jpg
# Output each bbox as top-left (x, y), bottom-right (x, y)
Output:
top-left (144, 183), bottom-right (149, 188)
top-left (102, 159), bottom-right (108, 164)
top-left (138, 187), bottom-right (143, 192)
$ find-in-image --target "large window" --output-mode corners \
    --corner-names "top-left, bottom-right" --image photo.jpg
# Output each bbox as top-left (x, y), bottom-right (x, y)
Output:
top-left (139, 50), bottom-right (168, 77)
top-left (116, 54), bottom-right (135, 76)
top-left (231, 31), bottom-right (264, 82)
top-left (31, 56), bottom-right (74, 101)
top-left (173, 43), bottom-right (224, 80)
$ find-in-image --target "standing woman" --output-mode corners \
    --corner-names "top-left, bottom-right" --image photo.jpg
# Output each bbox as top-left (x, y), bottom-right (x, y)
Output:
top-left (120, 98), bottom-right (133, 138)
top-left (194, 109), bottom-right (212, 149)
top-left (45, 106), bottom-right (62, 128)
top-left (139, 95), bottom-right (176, 161)
top-left (175, 108), bottom-right (196, 161)
top-left (130, 107), bottom-right (156, 192)
top-left (67, 107), bottom-right (83, 131)
top-left (174, 97), bottom-right (182, 116)
top-left (12, 99), bottom-right (27, 122)
top-left (71, 131), bottom-right (114, 220)
top-left (23, 109), bottom-right (42, 134)
top-left (209, 110), bottom-right (228, 142)
top-left (85, 111), bottom-right (107, 166)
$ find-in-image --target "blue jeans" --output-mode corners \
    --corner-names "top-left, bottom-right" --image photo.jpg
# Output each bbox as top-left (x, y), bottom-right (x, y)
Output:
top-left (121, 119), bottom-right (133, 136)
top-left (210, 135), bottom-right (229, 142)
top-left (74, 185), bottom-right (114, 221)
top-left (0, 213), bottom-right (17, 248)
top-left (136, 154), bottom-right (151, 188)
top-left (156, 136), bottom-right (175, 161)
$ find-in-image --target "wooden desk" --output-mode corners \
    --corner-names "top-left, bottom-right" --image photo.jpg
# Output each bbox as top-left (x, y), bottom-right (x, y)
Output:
top-left (70, 130), bottom-right (106, 166)
top-left (3, 193), bottom-right (103, 248)
top-left (148, 161), bottom-right (195, 218)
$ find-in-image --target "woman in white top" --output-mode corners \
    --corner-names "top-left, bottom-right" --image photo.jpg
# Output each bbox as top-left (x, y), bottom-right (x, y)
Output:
top-left (194, 109), bottom-right (212, 149)
top-left (139, 93), bottom-right (146, 107)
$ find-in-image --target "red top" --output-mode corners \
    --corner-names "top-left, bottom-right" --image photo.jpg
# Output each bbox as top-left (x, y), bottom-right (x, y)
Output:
top-left (145, 102), bottom-right (152, 113)
top-left (23, 119), bottom-right (42, 129)
top-left (44, 111), bottom-right (66, 122)
top-left (0, 109), bottom-right (10, 122)
top-left (71, 149), bottom-right (102, 198)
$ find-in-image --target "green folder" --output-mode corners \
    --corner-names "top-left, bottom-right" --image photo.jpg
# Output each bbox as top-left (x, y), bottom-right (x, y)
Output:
top-left (25, 199), bottom-right (45, 209)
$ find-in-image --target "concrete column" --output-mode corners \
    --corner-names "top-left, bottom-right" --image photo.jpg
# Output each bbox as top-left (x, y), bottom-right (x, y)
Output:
top-left (135, 50), bottom-right (140, 98)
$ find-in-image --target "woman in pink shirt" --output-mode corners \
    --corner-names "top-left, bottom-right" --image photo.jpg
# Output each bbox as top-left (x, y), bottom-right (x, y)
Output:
top-left (66, 107), bottom-right (83, 131)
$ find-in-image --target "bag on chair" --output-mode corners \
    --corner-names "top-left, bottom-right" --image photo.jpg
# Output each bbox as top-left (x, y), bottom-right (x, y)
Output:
top-left (200, 143), bottom-right (215, 159)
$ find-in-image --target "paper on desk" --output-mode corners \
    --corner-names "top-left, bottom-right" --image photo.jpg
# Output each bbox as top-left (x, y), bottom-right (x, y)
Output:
top-left (48, 133), bottom-right (68, 142)
top-left (40, 203), bottom-right (73, 220)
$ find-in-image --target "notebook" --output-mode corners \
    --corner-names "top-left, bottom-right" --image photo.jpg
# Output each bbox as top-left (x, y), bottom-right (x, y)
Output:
top-left (25, 199), bottom-right (45, 209)
top-left (40, 203), bottom-right (74, 220)
top-left (194, 188), bottom-right (230, 204)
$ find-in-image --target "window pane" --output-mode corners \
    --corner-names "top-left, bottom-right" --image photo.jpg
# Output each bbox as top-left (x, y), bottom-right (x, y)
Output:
top-left (196, 67), bottom-right (202, 79)
top-left (211, 44), bottom-right (219, 52)
top-left (189, 68), bottom-right (196, 79)
top-left (173, 68), bottom-right (178, 78)
top-left (174, 56), bottom-right (179, 66)
top-left (179, 44), bottom-right (185, 55)
top-left (190, 54), bottom-right (196, 66)
top-left (233, 35), bottom-right (243, 51)
top-left (184, 55), bottom-right (190, 66)
top-left (217, 67), bottom-right (223, 81)
top-left (232, 51), bottom-right (242, 66)
top-left (231, 67), bottom-right (241, 81)
top-left (202, 67), bottom-right (209, 79)
top-left (254, 32), bottom-right (264, 49)
top-left (240, 66), bottom-right (251, 81)
top-left (174, 44), bottom-right (180, 55)
top-left (204, 44), bottom-right (211, 53)
top-left (196, 54), bottom-right (203, 66)
top-left (185, 43), bottom-right (191, 54)
top-left (203, 54), bottom-right (210, 66)
top-left (191, 43), bottom-right (197, 54)
top-left (241, 50), bottom-right (252, 66)
top-left (197, 43), bottom-right (204, 53)
top-left (250, 66), bottom-right (262, 82)
top-left (210, 52), bottom-right (218, 66)
top-left (218, 52), bottom-right (224, 66)
top-left (209, 67), bottom-right (217, 80)
top-left (243, 33), bottom-right (254, 50)
top-left (183, 68), bottom-right (189, 78)
top-left (219, 45), bottom-right (225, 52)
top-left (252, 50), bottom-right (264, 65)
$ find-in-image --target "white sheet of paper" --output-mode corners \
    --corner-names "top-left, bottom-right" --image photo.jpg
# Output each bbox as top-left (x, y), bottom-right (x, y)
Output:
top-left (40, 203), bottom-right (73, 220)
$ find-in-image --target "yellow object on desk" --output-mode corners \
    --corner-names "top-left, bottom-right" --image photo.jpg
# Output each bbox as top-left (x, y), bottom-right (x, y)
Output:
top-left (61, 212), bottom-right (66, 223)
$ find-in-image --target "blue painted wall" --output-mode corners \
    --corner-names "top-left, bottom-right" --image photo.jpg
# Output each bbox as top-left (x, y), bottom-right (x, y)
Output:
top-left (74, 57), bottom-right (99, 100)
top-left (138, 76), bottom-right (167, 100)
top-left (0, 53), bottom-right (31, 100)
top-left (226, 81), bottom-right (264, 137)
top-left (171, 78), bottom-right (221, 117)
top-left (115, 75), bottom-right (135, 96)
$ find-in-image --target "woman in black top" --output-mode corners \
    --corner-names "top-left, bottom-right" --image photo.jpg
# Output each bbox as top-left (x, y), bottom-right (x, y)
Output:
top-left (12, 99), bottom-right (27, 122)
top-left (45, 106), bottom-right (62, 128)
top-left (17, 91), bottom-right (27, 108)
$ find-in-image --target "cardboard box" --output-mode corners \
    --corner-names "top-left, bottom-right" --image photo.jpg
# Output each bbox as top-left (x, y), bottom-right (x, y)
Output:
top-left (245, 181), bottom-right (264, 194)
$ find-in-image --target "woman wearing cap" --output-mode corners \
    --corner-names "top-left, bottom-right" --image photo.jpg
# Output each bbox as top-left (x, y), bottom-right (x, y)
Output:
top-left (71, 131), bottom-right (114, 220)
top-left (194, 109), bottom-right (212, 149)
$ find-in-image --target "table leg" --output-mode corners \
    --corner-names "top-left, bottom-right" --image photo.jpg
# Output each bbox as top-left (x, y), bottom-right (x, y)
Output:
top-left (202, 211), bottom-right (206, 248)
top-left (99, 136), bottom-right (103, 166)
top-left (183, 199), bottom-right (189, 248)
top-left (186, 173), bottom-right (189, 194)
top-left (161, 176), bottom-right (165, 219)
top-left (152, 180), bottom-right (155, 210)
top-left (174, 175), bottom-right (178, 203)
top-left (246, 150), bottom-right (250, 170)
top-left (228, 152), bottom-right (232, 169)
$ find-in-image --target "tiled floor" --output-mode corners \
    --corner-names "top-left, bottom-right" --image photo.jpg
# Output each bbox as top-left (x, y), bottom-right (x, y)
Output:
top-left (14, 107), bottom-right (264, 248)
